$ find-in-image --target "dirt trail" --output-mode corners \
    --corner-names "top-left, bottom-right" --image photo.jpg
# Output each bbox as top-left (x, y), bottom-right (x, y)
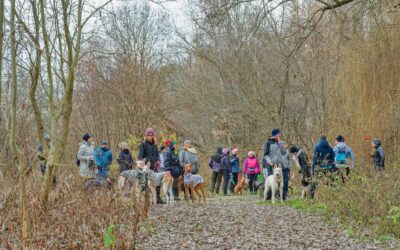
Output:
top-left (136, 195), bottom-right (386, 250)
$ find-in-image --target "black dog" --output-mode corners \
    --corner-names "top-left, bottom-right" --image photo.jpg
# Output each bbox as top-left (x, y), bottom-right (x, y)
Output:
top-left (252, 180), bottom-right (265, 199)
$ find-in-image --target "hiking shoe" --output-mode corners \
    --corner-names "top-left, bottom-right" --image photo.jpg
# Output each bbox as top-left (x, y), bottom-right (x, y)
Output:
top-left (157, 199), bottom-right (167, 204)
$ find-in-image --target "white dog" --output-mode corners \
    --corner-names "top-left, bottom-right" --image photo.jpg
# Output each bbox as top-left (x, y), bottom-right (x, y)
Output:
top-left (263, 166), bottom-right (284, 203)
top-left (142, 163), bottom-right (174, 205)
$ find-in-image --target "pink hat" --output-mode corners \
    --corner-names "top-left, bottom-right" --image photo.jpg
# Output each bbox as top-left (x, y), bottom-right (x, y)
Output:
top-left (145, 128), bottom-right (155, 136)
top-left (232, 148), bottom-right (238, 155)
top-left (248, 151), bottom-right (255, 157)
top-left (223, 148), bottom-right (230, 155)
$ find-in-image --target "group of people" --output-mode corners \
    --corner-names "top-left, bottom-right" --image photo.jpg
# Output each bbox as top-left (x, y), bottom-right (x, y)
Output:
top-left (37, 127), bottom-right (385, 202)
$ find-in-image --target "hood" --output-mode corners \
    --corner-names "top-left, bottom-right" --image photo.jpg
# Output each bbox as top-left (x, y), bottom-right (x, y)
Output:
top-left (336, 142), bottom-right (348, 149)
top-left (318, 139), bottom-right (331, 149)
top-left (184, 147), bottom-right (197, 154)
top-left (98, 146), bottom-right (110, 151)
top-left (216, 147), bottom-right (223, 155)
top-left (122, 148), bottom-right (130, 153)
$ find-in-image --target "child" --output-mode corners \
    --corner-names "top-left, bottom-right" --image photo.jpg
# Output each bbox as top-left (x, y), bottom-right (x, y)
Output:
top-left (371, 139), bottom-right (384, 171)
top-left (243, 151), bottom-right (260, 194)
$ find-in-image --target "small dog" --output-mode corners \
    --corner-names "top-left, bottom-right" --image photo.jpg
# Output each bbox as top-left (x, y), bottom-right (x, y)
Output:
top-left (234, 173), bottom-right (247, 195)
top-left (183, 164), bottom-right (206, 205)
top-left (263, 166), bottom-right (284, 203)
top-left (252, 180), bottom-right (265, 199)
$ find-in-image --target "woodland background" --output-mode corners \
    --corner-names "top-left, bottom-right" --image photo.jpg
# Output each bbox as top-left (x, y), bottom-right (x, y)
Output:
top-left (0, 0), bottom-right (399, 248)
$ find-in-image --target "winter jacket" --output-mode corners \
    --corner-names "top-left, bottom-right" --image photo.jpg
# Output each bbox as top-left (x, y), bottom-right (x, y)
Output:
top-left (138, 140), bottom-right (159, 171)
top-left (208, 148), bottom-right (222, 173)
top-left (243, 157), bottom-right (260, 174)
top-left (333, 142), bottom-right (355, 166)
top-left (117, 149), bottom-right (134, 173)
top-left (281, 148), bottom-right (292, 169)
top-left (230, 155), bottom-right (240, 174)
top-left (221, 155), bottom-right (231, 171)
top-left (312, 139), bottom-right (335, 169)
top-left (94, 146), bottom-right (113, 168)
top-left (372, 145), bottom-right (385, 169)
top-left (164, 148), bottom-right (182, 178)
top-left (77, 141), bottom-right (95, 178)
top-left (264, 138), bottom-right (285, 166)
top-left (179, 147), bottom-right (200, 174)
top-left (159, 153), bottom-right (165, 171)
top-left (37, 144), bottom-right (50, 175)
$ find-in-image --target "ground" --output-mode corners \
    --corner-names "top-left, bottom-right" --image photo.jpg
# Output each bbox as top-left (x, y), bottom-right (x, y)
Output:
top-left (136, 195), bottom-right (385, 250)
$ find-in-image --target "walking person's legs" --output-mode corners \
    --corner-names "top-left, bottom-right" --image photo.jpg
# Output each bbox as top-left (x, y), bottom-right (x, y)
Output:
top-left (215, 172), bottom-right (222, 194)
top-left (282, 168), bottom-right (290, 200)
top-left (222, 169), bottom-right (229, 195)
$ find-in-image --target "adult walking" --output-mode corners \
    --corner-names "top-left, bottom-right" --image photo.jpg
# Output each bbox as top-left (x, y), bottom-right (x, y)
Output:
top-left (263, 128), bottom-right (285, 170)
top-left (312, 135), bottom-right (335, 174)
top-left (138, 128), bottom-right (165, 204)
top-left (280, 141), bottom-right (292, 200)
top-left (77, 133), bottom-right (96, 178)
top-left (179, 140), bottom-right (200, 174)
top-left (94, 140), bottom-right (113, 178)
top-left (333, 135), bottom-right (355, 176)
top-left (117, 142), bottom-right (134, 173)
top-left (243, 151), bottom-right (260, 194)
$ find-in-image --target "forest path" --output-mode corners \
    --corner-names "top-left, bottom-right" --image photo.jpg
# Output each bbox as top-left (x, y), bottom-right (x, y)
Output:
top-left (136, 195), bottom-right (381, 250)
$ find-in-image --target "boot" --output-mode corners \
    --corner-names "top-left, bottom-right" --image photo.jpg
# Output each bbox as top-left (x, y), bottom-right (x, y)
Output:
top-left (156, 186), bottom-right (166, 204)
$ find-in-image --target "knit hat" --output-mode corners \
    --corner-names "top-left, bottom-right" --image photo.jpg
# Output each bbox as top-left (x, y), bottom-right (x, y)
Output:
top-left (223, 148), bottom-right (230, 155)
top-left (83, 133), bottom-right (92, 141)
top-left (336, 135), bottom-right (345, 142)
top-left (184, 140), bottom-right (192, 145)
top-left (44, 133), bottom-right (51, 141)
top-left (165, 139), bottom-right (176, 147)
top-left (121, 142), bottom-right (128, 149)
top-left (232, 148), bottom-right (238, 155)
top-left (320, 135), bottom-right (327, 140)
top-left (372, 139), bottom-right (381, 147)
top-left (159, 145), bottom-right (166, 152)
top-left (248, 151), bottom-right (255, 157)
top-left (271, 128), bottom-right (281, 137)
top-left (145, 128), bottom-right (155, 136)
top-left (101, 140), bottom-right (108, 145)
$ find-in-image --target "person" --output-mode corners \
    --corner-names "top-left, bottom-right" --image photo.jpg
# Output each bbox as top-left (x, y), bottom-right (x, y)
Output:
top-left (243, 151), bottom-right (260, 194)
top-left (77, 133), bottom-right (96, 178)
top-left (117, 142), bottom-right (134, 173)
top-left (138, 128), bottom-right (165, 204)
top-left (94, 140), bottom-right (113, 178)
top-left (36, 134), bottom-right (56, 187)
top-left (290, 145), bottom-right (314, 198)
top-left (230, 148), bottom-right (240, 194)
top-left (209, 147), bottom-right (223, 194)
top-left (220, 148), bottom-right (231, 196)
top-left (164, 139), bottom-right (182, 201)
top-left (312, 135), bottom-right (335, 174)
top-left (159, 145), bottom-right (167, 171)
top-left (371, 139), bottom-right (384, 171)
top-left (179, 140), bottom-right (200, 174)
top-left (138, 128), bottom-right (160, 171)
top-left (280, 141), bottom-right (292, 200)
top-left (264, 129), bottom-right (285, 171)
top-left (333, 135), bottom-right (355, 176)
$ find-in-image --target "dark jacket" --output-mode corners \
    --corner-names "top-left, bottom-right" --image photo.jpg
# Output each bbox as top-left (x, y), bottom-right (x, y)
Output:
top-left (138, 140), bottom-right (159, 170)
top-left (230, 155), bottom-right (240, 174)
top-left (312, 139), bottom-right (335, 169)
top-left (372, 145), bottom-right (385, 169)
top-left (164, 148), bottom-right (182, 178)
top-left (208, 148), bottom-right (223, 173)
top-left (221, 154), bottom-right (231, 171)
top-left (294, 146), bottom-right (312, 184)
top-left (117, 149), bottom-right (134, 173)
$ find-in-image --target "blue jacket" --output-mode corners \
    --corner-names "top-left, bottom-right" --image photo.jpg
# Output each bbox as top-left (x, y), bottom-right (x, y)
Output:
top-left (94, 146), bottom-right (113, 168)
top-left (312, 139), bottom-right (335, 169)
top-left (230, 155), bottom-right (240, 173)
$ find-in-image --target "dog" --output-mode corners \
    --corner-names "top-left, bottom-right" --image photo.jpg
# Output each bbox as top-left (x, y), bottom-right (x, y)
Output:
top-left (183, 164), bottom-right (206, 205)
top-left (252, 180), bottom-right (265, 199)
top-left (234, 173), bottom-right (247, 195)
top-left (263, 166), bottom-right (284, 203)
top-left (142, 164), bottom-right (175, 205)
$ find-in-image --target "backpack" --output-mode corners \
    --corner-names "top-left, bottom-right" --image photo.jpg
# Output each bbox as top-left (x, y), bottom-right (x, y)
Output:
top-left (335, 148), bottom-right (347, 164)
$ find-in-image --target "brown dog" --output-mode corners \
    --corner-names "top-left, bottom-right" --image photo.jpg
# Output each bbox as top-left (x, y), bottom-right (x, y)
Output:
top-left (183, 164), bottom-right (206, 206)
top-left (234, 173), bottom-right (247, 195)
